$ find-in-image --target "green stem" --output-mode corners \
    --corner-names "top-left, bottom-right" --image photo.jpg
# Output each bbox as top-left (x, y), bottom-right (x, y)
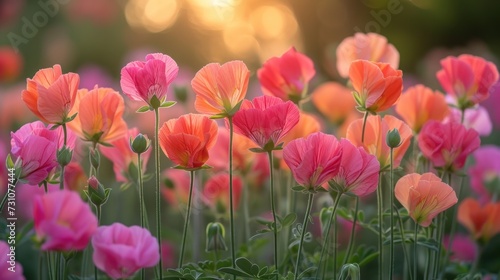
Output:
top-left (433, 172), bottom-right (452, 279)
top-left (39, 252), bottom-right (43, 280)
top-left (95, 205), bottom-right (101, 280)
top-left (390, 148), bottom-right (395, 280)
top-left (414, 223), bottom-right (419, 280)
top-left (361, 111), bottom-right (369, 144)
top-left (228, 117), bottom-right (237, 271)
top-left (267, 151), bottom-right (279, 276)
top-left (443, 176), bottom-right (464, 275)
top-left (242, 180), bottom-right (250, 244)
top-left (154, 108), bottom-right (163, 278)
top-left (424, 226), bottom-right (433, 279)
top-left (396, 206), bottom-right (413, 280)
top-left (332, 214), bottom-right (338, 279)
top-left (377, 175), bottom-right (384, 280)
top-left (317, 192), bottom-right (342, 279)
top-left (461, 108), bottom-right (466, 124)
top-left (59, 123), bottom-right (68, 190)
top-left (294, 193), bottom-right (314, 280)
top-left (137, 153), bottom-right (146, 280)
top-left (343, 196), bottom-right (359, 267)
top-left (43, 181), bottom-right (48, 194)
top-left (46, 252), bottom-right (53, 280)
top-left (179, 170), bottom-right (195, 268)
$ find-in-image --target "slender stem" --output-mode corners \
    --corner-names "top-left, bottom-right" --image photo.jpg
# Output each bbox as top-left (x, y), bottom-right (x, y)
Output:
top-left (179, 170), bottom-right (195, 268)
top-left (377, 175), bottom-right (384, 280)
top-left (395, 206), bottom-right (413, 280)
top-left (294, 193), bottom-right (314, 280)
top-left (361, 111), bottom-right (369, 143)
top-left (137, 153), bottom-right (146, 280)
top-left (154, 108), bottom-right (163, 278)
top-left (267, 151), bottom-right (279, 275)
top-left (343, 196), bottom-right (359, 266)
top-left (59, 123), bottom-right (68, 190)
top-left (317, 192), bottom-right (342, 279)
top-left (43, 181), bottom-right (48, 194)
top-left (46, 252), bottom-right (53, 280)
top-left (433, 172), bottom-right (452, 279)
top-left (228, 117), bottom-right (237, 271)
top-left (389, 148), bottom-right (395, 280)
top-left (95, 205), bottom-right (101, 280)
top-left (444, 176), bottom-right (464, 274)
top-left (461, 108), bottom-right (466, 124)
top-left (424, 226), bottom-right (433, 279)
top-left (242, 180), bottom-right (250, 243)
top-left (39, 252), bottom-right (43, 280)
top-left (332, 214), bottom-right (338, 279)
top-left (414, 223), bottom-right (419, 280)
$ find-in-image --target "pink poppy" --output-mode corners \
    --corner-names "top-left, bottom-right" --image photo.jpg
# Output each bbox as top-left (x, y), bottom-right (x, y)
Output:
top-left (469, 146), bottom-right (500, 203)
top-left (443, 234), bottom-right (477, 263)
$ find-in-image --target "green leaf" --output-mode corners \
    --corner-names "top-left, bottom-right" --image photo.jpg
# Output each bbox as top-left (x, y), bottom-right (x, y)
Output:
top-left (291, 186), bottom-right (305, 192)
top-left (160, 101), bottom-right (177, 108)
top-left (297, 266), bottom-right (317, 279)
top-left (235, 257), bottom-right (254, 274)
top-left (249, 147), bottom-right (266, 153)
top-left (66, 112), bottom-right (78, 122)
top-left (282, 213), bottom-right (297, 227)
top-left (258, 266), bottom-right (269, 276)
top-left (136, 105), bottom-right (151, 113)
top-left (218, 267), bottom-right (252, 277)
top-left (210, 113), bottom-right (227, 119)
top-left (358, 251), bottom-right (379, 266)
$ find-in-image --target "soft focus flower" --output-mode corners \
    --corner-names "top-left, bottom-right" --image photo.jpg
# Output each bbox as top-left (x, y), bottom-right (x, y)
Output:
top-left (336, 32), bottom-right (399, 79)
top-left (100, 128), bottom-right (151, 183)
top-left (161, 241), bottom-right (176, 269)
top-left (64, 162), bottom-right (87, 192)
top-left (330, 139), bottom-right (379, 196)
top-left (161, 169), bottom-right (192, 208)
top-left (257, 47), bottom-right (315, 103)
top-left (483, 81), bottom-right (500, 129)
top-left (436, 54), bottom-right (499, 109)
top-left (207, 127), bottom-right (255, 173)
top-left (443, 234), bottom-right (477, 263)
top-left (311, 82), bottom-right (357, 125)
top-left (0, 241), bottom-right (25, 280)
top-left (283, 132), bottom-right (342, 190)
top-left (469, 146), bottom-right (500, 203)
top-left (191, 60), bottom-right (249, 116)
top-left (233, 95), bottom-right (300, 151)
top-left (0, 85), bottom-right (34, 132)
top-left (444, 102), bottom-right (492, 136)
top-left (395, 84), bottom-right (449, 133)
top-left (10, 121), bottom-right (59, 185)
top-left (159, 114), bottom-right (218, 169)
top-left (68, 87), bottom-right (128, 145)
top-left (418, 121), bottom-right (480, 171)
top-left (458, 198), bottom-right (500, 243)
top-left (34, 190), bottom-right (97, 251)
top-left (203, 172), bottom-right (242, 213)
top-left (280, 111), bottom-right (321, 146)
top-left (92, 223), bottom-right (159, 279)
top-left (120, 53), bottom-right (179, 108)
top-left (346, 115), bottom-right (412, 170)
top-left (395, 173), bottom-right (457, 227)
top-left (349, 60), bottom-right (403, 113)
top-left (22, 64), bottom-right (80, 124)
top-left (0, 47), bottom-right (23, 82)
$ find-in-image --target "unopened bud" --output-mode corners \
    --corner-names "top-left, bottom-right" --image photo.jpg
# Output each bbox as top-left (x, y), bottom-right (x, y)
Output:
top-left (386, 128), bottom-right (402, 149)
top-left (87, 176), bottom-right (99, 190)
top-left (57, 146), bottom-right (73, 166)
top-left (90, 149), bottom-right (100, 170)
top-left (206, 222), bottom-right (227, 252)
top-left (130, 133), bottom-right (151, 154)
top-left (85, 176), bottom-right (110, 207)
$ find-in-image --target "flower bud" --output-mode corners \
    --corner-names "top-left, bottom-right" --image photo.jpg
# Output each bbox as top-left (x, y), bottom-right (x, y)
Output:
top-left (386, 128), bottom-right (402, 148)
top-left (85, 176), bottom-right (111, 207)
top-left (340, 263), bottom-right (360, 280)
top-left (205, 222), bottom-right (227, 252)
top-left (320, 206), bottom-right (334, 236)
top-left (57, 146), bottom-right (73, 167)
top-left (130, 133), bottom-right (151, 154)
top-left (90, 149), bottom-right (100, 170)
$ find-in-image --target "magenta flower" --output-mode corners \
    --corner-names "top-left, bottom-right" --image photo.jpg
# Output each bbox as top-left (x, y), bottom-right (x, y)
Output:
top-left (0, 241), bottom-right (25, 280)
top-left (257, 47), bottom-right (315, 102)
top-left (469, 146), bottom-right (500, 203)
top-left (443, 234), bottom-right (477, 263)
top-left (330, 139), bottom-right (379, 196)
top-left (92, 223), bottom-right (160, 279)
top-left (436, 54), bottom-right (499, 108)
top-left (34, 190), bottom-right (97, 251)
top-left (283, 132), bottom-right (342, 190)
top-left (120, 53), bottom-right (179, 107)
top-left (233, 95), bottom-right (300, 151)
top-left (444, 105), bottom-right (492, 137)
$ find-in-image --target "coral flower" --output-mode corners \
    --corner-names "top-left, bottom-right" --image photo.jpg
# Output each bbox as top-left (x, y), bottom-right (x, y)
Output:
top-left (233, 95), bottom-right (300, 151)
top-left (0, 241), bottom-right (25, 280)
top-left (100, 128), bottom-right (151, 183)
top-left (191, 60), bottom-right (250, 117)
top-left (120, 53), bottom-right (179, 108)
top-left (34, 190), bottom-right (98, 251)
top-left (395, 173), bottom-right (458, 227)
top-left (161, 169), bottom-right (194, 208)
top-left (457, 198), bottom-right (500, 243)
top-left (92, 223), bottom-right (160, 279)
top-left (22, 64), bottom-right (80, 124)
top-left (257, 47), bottom-right (315, 103)
top-left (346, 115), bottom-right (412, 170)
top-left (0, 47), bottom-right (23, 82)
top-left (159, 114), bottom-right (218, 169)
top-left (436, 54), bottom-right (499, 109)
top-left (207, 127), bottom-right (254, 172)
top-left (349, 60), bottom-right (403, 113)
top-left (330, 139), bottom-right (379, 196)
top-left (469, 146), bottom-right (500, 203)
top-left (202, 172), bottom-right (242, 213)
top-left (283, 132), bottom-right (342, 190)
top-left (336, 32), bottom-right (400, 79)
top-left (418, 121), bottom-right (480, 171)
top-left (395, 84), bottom-right (449, 133)
top-left (280, 111), bottom-right (321, 146)
top-left (311, 82), bottom-right (357, 125)
top-left (68, 87), bottom-right (128, 145)
top-left (64, 162), bottom-right (87, 192)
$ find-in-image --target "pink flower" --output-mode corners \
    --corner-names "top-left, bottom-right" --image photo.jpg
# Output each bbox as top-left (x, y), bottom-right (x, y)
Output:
top-left (120, 53), bottom-right (179, 107)
top-left (203, 172), bottom-right (242, 213)
top-left (436, 54), bottom-right (499, 108)
top-left (443, 96), bottom-right (492, 136)
top-left (443, 234), bottom-right (477, 263)
top-left (257, 47), bottom-right (315, 102)
top-left (283, 132), bottom-right (342, 190)
top-left (233, 96), bottom-right (300, 151)
top-left (64, 162), bottom-right (87, 192)
top-left (336, 32), bottom-right (399, 78)
top-left (0, 241), bottom-right (25, 280)
top-left (34, 190), bottom-right (97, 251)
top-left (92, 223), bottom-right (160, 279)
top-left (418, 121), bottom-right (480, 171)
top-left (330, 139), bottom-right (379, 196)
top-left (469, 146), bottom-right (500, 203)
top-left (161, 169), bottom-right (196, 209)
top-left (100, 128), bottom-right (151, 183)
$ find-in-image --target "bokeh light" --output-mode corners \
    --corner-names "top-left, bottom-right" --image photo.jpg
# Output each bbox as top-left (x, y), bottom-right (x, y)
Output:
top-left (125, 0), bottom-right (181, 33)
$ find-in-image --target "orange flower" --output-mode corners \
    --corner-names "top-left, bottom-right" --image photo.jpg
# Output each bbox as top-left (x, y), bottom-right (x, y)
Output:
top-left (458, 198), bottom-right (500, 243)
top-left (281, 111), bottom-right (321, 146)
top-left (191, 61), bottom-right (250, 117)
top-left (159, 114), bottom-right (218, 169)
top-left (68, 87), bottom-right (127, 145)
top-left (395, 172), bottom-right (457, 227)
top-left (311, 82), bottom-right (356, 125)
top-left (346, 115), bottom-right (412, 170)
top-left (349, 60), bottom-right (403, 113)
top-left (22, 64), bottom-right (80, 124)
top-left (395, 84), bottom-right (449, 133)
